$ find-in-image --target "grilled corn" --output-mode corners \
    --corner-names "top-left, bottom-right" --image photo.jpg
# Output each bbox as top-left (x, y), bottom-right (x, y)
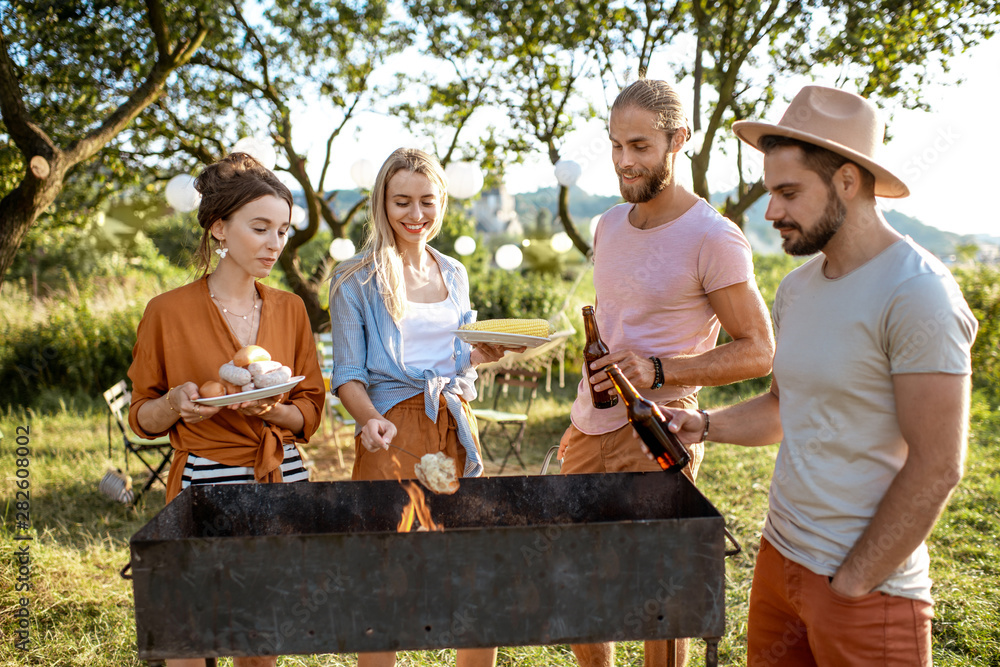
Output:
top-left (460, 318), bottom-right (552, 337)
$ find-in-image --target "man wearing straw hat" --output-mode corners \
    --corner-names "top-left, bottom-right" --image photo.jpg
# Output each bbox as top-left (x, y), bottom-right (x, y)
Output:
top-left (657, 85), bottom-right (977, 664)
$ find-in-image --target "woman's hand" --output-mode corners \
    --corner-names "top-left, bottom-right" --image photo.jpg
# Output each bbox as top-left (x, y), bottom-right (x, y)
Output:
top-left (169, 382), bottom-right (223, 424)
top-left (229, 393), bottom-right (283, 419)
top-left (360, 416), bottom-right (398, 452)
top-left (471, 343), bottom-right (527, 366)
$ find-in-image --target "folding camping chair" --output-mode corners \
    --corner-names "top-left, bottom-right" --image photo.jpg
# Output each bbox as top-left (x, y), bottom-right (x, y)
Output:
top-left (473, 368), bottom-right (542, 474)
top-left (103, 380), bottom-right (173, 499)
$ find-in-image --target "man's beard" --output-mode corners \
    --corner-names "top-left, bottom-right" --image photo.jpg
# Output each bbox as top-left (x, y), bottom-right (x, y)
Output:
top-left (774, 186), bottom-right (847, 256)
top-left (618, 157), bottom-right (672, 204)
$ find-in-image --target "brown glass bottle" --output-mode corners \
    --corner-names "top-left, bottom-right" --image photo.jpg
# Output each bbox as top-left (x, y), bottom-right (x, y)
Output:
top-left (604, 363), bottom-right (690, 473)
top-left (582, 306), bottom-right (617, 409)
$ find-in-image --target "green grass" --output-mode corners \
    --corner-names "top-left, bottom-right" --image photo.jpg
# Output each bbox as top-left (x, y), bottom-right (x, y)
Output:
top-left (1, 379), bottom-right (998, 666)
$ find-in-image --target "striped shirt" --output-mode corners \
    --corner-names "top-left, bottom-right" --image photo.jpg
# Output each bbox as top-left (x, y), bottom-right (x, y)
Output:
top-left (328, 247), bottom-right (483, 477)
top-left (181, 443), bottom-right (310, 489)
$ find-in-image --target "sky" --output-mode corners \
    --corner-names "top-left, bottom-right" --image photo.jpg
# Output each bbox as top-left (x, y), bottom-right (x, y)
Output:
top-left (296, 33), bottom-right (1000, 239)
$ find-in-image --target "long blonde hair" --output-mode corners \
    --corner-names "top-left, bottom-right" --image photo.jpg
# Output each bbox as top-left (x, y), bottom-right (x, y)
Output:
top-left (330, 148), bottom-right (449, 322)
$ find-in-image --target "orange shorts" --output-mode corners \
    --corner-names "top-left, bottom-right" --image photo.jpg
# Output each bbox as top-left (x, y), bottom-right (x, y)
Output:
top-left (352, 393), bottom-right (480, 481)
top-left (747, 537), bottom-right (933, 666)
top-left (559, 393), bottom-right (703, 483)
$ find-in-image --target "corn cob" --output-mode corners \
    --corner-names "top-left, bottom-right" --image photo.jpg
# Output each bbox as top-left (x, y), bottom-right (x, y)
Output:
top-left (461, 318), bottom-right (552, 337)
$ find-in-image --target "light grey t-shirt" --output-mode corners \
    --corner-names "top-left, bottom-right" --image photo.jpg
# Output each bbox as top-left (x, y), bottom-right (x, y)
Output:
top-left (765, 237), bottom-right (977, 603)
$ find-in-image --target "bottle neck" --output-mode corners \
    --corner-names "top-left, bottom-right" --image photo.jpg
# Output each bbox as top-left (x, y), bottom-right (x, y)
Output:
top-left (605, 365), bottom-right (639, 408)
top-left (583, 308), bottom-right (601, 343)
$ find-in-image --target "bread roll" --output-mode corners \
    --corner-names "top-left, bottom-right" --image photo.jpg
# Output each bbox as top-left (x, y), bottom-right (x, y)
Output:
top-left (199, 380), bottom-right (227, 398)
top-left (233, 345), bottom-right (270, 368)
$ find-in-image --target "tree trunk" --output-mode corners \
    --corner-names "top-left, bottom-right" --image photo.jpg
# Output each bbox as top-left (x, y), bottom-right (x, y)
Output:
top-left (0, 162), bottom-right (65, 286)
top-left (690, 149), bottom-right (712, 205)
top-left (557, 185), bottom-right (592, 258)
top-left (277, 251), bottom-right (328, 333)
top-left (722, 180), bottom-right (767, 228)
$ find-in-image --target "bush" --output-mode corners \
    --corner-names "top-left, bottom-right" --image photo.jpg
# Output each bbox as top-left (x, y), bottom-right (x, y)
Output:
top-left (0, 300), bottom-right (144, 410)
top-left (0, 268), bottom-right (185, 411)
top-left (953, 264), bottom-right (1000, 402)
top-left (468, 268), bottom-right (567, 322)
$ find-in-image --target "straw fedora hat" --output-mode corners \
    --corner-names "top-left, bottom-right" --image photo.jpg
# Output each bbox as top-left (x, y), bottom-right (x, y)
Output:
top-left (732, 85), bottom-right (909, 198)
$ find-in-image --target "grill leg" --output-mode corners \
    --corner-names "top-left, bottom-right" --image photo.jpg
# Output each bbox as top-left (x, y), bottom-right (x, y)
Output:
top-left (665, 639), bottom-right (677, 667)
top-left (705, 637), bottom-right (719, 667)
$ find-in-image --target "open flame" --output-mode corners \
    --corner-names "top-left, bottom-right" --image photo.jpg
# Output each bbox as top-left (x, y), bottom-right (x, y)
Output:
top-left (397, 481), bottom-right (443, 532)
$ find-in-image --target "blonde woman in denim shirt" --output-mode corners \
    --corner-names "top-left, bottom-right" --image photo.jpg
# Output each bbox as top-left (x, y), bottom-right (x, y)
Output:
top-left (328, 148), bottom-right (519, 667)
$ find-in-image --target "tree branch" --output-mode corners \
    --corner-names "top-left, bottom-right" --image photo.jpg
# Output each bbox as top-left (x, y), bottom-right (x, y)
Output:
top-left (318, 91), bottom-right (363, 192)
top-left (67, 16), bottom-right (208, 165)
top-left (229, 1), bottom-right (275, 99)
top-left (0, 28), bottom-right (55, 157)
top-left (144, 0), bottom-right (171, 61)
top-left (557, 184), bottom-right (591, 258)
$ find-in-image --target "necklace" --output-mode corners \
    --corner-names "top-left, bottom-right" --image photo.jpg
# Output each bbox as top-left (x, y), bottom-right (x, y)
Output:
top-left (208, 280), bottom-right (260, 347)
top-left (210, 291), bottom-right (258, 319)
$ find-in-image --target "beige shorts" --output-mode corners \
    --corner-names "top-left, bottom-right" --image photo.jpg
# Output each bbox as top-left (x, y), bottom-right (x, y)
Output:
top-left (352, 394), bottom-right (479, 481)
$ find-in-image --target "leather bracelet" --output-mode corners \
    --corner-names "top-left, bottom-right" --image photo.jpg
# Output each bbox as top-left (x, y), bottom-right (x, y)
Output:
top-left (697, 409), bottom-right (710, 442)
top-left (650, 356), bottom-right (664, 390)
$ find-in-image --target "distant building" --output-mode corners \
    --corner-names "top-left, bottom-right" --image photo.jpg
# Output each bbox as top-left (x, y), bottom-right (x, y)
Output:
top-left (978, 242), bottom-right (1000, 264)
top-left (473, 184), bottom-right (523, 237)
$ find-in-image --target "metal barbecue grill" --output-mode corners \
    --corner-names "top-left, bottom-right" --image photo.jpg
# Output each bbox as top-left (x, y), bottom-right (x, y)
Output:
top-left (127, 471), bottom-right (738, 665)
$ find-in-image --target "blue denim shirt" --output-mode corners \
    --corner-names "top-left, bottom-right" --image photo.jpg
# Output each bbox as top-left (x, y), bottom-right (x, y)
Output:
top-left (329, 247), bottom-right (482, 476)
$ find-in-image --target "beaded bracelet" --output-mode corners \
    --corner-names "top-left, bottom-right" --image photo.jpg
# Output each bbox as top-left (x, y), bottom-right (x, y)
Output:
top-left (649, 356), bottom-right (664, 390)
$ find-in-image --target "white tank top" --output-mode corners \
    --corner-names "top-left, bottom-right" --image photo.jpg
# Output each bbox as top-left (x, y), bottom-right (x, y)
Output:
top-left (400, 298), bottom-right (461, 377)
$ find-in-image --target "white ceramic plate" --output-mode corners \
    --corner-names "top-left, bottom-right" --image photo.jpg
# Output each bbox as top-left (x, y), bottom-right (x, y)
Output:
top-left (452, 330), bottom-right (551, 349)
top-left (193, 376), bottom-right (305, 407)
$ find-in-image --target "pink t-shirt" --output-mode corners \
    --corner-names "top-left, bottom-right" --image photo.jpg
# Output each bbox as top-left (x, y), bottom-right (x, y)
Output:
top-left (570, 200), bottom-right (754, 435)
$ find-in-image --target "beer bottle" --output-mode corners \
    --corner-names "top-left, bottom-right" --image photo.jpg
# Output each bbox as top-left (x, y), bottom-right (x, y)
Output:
top-left (582, 306), bottom-right (617, 409)
top-left (604, 363), bottom-right (691, 473)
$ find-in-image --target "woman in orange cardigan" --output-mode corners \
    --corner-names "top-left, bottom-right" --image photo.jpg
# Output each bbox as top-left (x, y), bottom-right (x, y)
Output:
top-left (127, 153), bottom-right (325, 667)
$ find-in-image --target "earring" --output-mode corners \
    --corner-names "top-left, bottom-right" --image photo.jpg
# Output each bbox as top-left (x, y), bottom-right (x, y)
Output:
top-left (215, 241), bottom-right (228, 259)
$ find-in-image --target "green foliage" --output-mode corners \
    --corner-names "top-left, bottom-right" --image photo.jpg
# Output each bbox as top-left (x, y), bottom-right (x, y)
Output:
top-left (750, 252), bottom-right (805, 307)
top-left (6, 213), bottom-right (176, 292)
top-left (144, 213), bottom-right (203, 270)
top-left (954, 242), bottom-right (980, 264)
top-left (467, 268), bottom-right (567, 323)
top-left (952, 264), bottom-right (1000, 401)
top-left (0, 300), bottom-right (144, 411)
top-left (0, 1), bottom-right (213, 232)
top-left (0, 268), bottom-right (188, 411)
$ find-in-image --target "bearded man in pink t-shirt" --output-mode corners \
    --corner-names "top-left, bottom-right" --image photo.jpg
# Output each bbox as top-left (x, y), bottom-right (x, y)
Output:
top-left (559, 79), bottom-right (775, 667)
